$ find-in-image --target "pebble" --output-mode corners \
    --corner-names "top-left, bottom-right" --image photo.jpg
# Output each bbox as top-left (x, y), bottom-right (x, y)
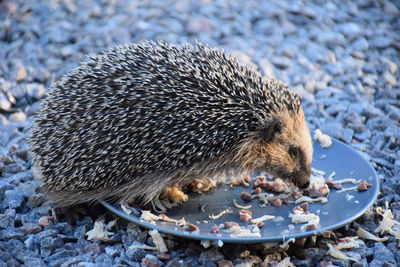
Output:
top-left (270, 56), bottom-right (292, 69)
top-left (199, 247), bottom-right (225, 264)
top-left (4, 189), bottom-right (25, 209)
top-left (38, 216), bottom-right (54, 228)
top-left (369, 242), bottom-right (396, 266)
top-left (0, 209), bottom-right (16, 229)
top-left (105, 245), bottom-right (120, 257)
top-left (142, 254), bottom-right (161, 267)
top-left (21, 223), bottom-right (42, 235)
top-left (126, 248), bottom-right (146, 261)
top-left (351, 37), bottom-right (369, 51)
top-left (0, 93), bottom-right (11, 111)
top-left (383, 71), bottom-right (397, 86)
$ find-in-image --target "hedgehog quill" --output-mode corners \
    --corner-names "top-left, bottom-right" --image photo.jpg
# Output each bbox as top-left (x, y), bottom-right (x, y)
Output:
top-left (29, 41), bottom-right (313, 207)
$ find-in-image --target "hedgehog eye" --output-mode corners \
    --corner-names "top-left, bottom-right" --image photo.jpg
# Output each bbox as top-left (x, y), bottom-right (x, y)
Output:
top-left (288, 145), bottom-right (299, 158)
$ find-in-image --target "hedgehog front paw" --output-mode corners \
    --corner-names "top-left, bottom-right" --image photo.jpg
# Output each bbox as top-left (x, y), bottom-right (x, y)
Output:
top-left (151, 185), bottom-right (188, 212)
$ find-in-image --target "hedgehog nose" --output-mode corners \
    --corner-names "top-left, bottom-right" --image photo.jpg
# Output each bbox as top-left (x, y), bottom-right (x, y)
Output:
top-left (300, 181), bottom-right (310, 189)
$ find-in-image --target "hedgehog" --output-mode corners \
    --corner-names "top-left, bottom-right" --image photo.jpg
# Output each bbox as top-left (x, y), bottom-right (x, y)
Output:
top-left (29, 41), bottom-right (313, 208)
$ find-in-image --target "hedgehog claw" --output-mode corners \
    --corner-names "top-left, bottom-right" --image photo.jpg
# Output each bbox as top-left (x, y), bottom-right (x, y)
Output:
top-left (151, 198), bottom-right (167, 213)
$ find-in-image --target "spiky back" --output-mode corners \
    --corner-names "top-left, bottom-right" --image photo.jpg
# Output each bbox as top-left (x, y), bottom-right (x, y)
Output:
top-left (29, 41), bottom-right (300, 192)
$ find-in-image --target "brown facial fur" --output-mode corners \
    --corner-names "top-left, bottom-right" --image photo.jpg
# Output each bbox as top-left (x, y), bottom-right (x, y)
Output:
top-left (235, 107), bottom-right (313, 188)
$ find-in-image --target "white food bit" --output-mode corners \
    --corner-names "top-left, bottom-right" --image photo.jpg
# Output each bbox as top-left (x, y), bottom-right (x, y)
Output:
top-left (240, 175), bottom-right (250, 187)
top-left (257, 193), bottom-right (269, 204)
top-left (231, 232), bottom-right (262, 238)
top-left (274, 216), bottom-right (284, 222)
top-left (149, 230), bottom-right (168, 253)
top-left (85, 219), bottom-right (116, 242)
top-left (336, 236), bottom-right (363, 250)
top-left (120, 204), bottom-right (132, 215)
top-left (319, 154), bottom-right (327, 159)
top-left (327, 244), bottom-right (360, 262)
top-left (290, 210), bottom-right (320, 225)
top-left (281, 229), bottom-right (290, 235)
top-left (176, 218), bottom-right (186, 227)
top-left (201, 240), bottom-right (211, 248)
top-left (327, 171), bottom-right (336, 180)
top-left (279, 237), bottom-right (295, 249)
top-left (140, 210), bottom-right (162, 223)
top-left (274, 257), bottom-right (293, 267)
top-left (251, 214), bottom-right (275, 224)
top-left (128, 243), bottom-right (158, 251)
top-left (334, 178), bottom-right (357, 184)
top-left (314, 129), bottom-right (332, 148)
top-left (216, 240), bottom-right (224, 247)
top-left (345, 194), bottom-right (354, 201)
top-left (311, 167), bottom-right (326, 176)
top-left (288, 224), bottom-right (295, 230)
top-left (322, 211), bottom-right (329, 216)
top-left (337, 186), bottom-right (358, 193)
top-left (354, 200), bottom-right (360, 204)
top-left (233, 199), bottom-right (252, 209)
top-left (228, 225), bottom-right (261, 238)
top-left (295, 196), bottom-right (328, 204)
top-left (209, 207), bottom-right (233, 219)
top-left (256, 193), bottom-right (291, 204)
top-left (357, 228), bottom-right (388, 242)
top-left (310, 174), bottom-right (327, 187)
top-left (374, 204), bottom-right (400, 240)
top-left (200, 203), bottom-right (209, 212)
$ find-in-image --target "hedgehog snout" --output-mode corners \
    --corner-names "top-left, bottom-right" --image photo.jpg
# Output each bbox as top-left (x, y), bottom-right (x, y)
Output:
top-left (295, 166), bottom-right (311, 189)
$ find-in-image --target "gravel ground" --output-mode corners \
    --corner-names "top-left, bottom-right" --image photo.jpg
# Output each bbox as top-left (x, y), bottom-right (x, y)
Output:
top-left (0, 0), bottom-right (399, 266)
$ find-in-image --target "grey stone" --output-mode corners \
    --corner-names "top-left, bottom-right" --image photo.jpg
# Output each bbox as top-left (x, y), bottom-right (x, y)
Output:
top-left (126, 248), bottom-right (146, 261)
top-left (40, 236), bottom-right (64, 251)
top-left (317, 31), bottom-right (345, 46)
top-left (105, 245), bottom-right (120, 257)
top-left (0, 93), bottom-right (11, 111)
top-left (369, 242), bottom-right (396, 266)
top-left (4, 190), bottom-right (25, 209)
top-left (0, 229), bottom-right (24, 241)
top-left (25, 83), bottom-right (46, 100)
top-left (337, 22), bottom-right (361, 39)
top-left (8, 112), bottom-right (26, 123)
top-left (77, 262), bottom-right (97, 267)
top-left (381, 57), bottom-right (398, 74)
top-left (351, 38), bottom-right (369, 51)
top-left (199, 247), bottom-right (224, 263)
top-left (353, 257), bottom-right (368, 267)
top-left (24, 235), bottom-right (40, 253)
top-left (3, 163), bottom-right (25, 174)
top-left (73, 225), bottom-right (87, 239)
top-left (0, 180), bottom-right (14, 196)
top-left (0, 154), bottom-right (14, 164)
top-left (0, 209), bottom-right (15, 229)
top-left (363, 105), bottom-right (384, 118)
top-left (370, 36), bottom-right (392, 49)
top-left (325, 62), bottom-right (343, 76)
top-left (384, 71), bottom-right (397, 86)
top-left (23, 257), bottom-right (47, 267)
top-left (270, 56), bottom-right (292, 69)
top-left (258, 58), bottom-right (275, 78)
top-left (319, 122), bottom-right (354, 143)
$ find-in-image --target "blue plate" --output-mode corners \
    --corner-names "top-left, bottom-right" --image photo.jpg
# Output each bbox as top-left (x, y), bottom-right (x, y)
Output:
top-left (101, 135), bottom-right (379, 243)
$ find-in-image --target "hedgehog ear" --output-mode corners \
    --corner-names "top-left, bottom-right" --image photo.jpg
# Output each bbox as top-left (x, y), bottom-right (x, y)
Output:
top-left (259, 119), bottom-right (282, 144)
